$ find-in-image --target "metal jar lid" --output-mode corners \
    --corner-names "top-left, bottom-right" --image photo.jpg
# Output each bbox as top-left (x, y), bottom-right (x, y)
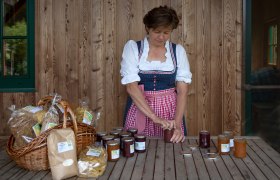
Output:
top-left (110, 130), bottom-right (120, 135)
top-left (134, 134), bottom-right (145, 139)
top-left (127, 128), bottom-right (138, 133)
top-left (122, 137), bottom-right (134, 142)
top-left (107, 140), bottom-right (120, 146)
top-left (102, 135), bottom-right (114, 140)
top-left (97, 131), bottom-right (107, 136)
top-left (119, 131), bottom-right (131, 137)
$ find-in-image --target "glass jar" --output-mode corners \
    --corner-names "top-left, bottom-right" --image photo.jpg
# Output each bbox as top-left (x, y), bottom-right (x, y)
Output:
top-left (127, 127), bottom-right (138, 137)
top-left (119, 131), bottom-right (131, 150)
top-left (218, 134), bottom-right (230, 155)
top-left (113, 127), bottom-right (124, 131)
top-left (107, 140), bottom-right (120, 161)
top-left (110, 130), bottom-right (121, 142)
top-left (164, 128), bottom-right (174, 143)
top-left (199, 130), bottom-right (210, 148)
top-left (223, 131), bottom-right (234, 149)
top-left (234, 138), bottom-right (247, 158)
top-left (122, 137), bottom-right (135, 157)
top-left (134, 134), bottom-right (146, 153)
top-left (102, 135), bottom-right (114, 148)
top-left (96, 131), bottom-right (107, 146)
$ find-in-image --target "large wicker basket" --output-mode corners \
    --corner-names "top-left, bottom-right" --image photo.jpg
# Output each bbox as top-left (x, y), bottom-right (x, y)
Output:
top-left (6, 97), bottom-right (96, 171)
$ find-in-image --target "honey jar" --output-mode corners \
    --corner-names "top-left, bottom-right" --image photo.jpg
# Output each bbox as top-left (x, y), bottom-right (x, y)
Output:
top-left (199, 130), bottom-right (210, 148)
top-left (218, 134), bottom-right (230, 155)
top-left (223, 131), bottom-right (234, 149)
top-left (134, 134), bottom-right (146, 153)
top-left (107, 140), bottom-right (120, 161)
top-left (122, 137), bottom-right (135, 157)
top-left (234, 138), bottom-right (247, 158)
top-left (164, 128), bottom-right (174, 143)
top-left (127, 127), bottom-right (138, 137)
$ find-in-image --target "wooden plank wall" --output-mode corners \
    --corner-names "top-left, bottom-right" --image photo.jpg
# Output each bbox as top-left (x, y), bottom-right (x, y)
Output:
top-left (0, 0), bottom-right (242, 136)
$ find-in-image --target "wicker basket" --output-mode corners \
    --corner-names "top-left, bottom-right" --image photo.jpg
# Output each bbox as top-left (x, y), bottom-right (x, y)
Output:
top-left (6, 97), bottom-right (96, 171)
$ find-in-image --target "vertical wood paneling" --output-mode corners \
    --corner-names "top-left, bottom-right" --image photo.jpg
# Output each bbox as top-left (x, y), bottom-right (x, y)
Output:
top-left (223, 0), bottom-right (237, 132)
top-left (196, 0), bottom-right (211, 131)
top-left (210, 0), bottom-right (223, 135)
top-left (182, 0), bottom-right (196, 135)
top-left (0, 0), bottom-right (243, 136)
top-left (104, 0), bottom-right (117, 130)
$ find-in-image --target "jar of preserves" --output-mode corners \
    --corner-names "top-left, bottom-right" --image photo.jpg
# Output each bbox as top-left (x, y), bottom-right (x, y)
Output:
top-left (122, 137), bottom-right (135, 157)
top-left (223, 131), bottom-right (234, 150)
top-left (218, 134), bottom-right (230, 155)
top-left (119, 131), bottom-right (131, 150)
top-left (110, 130), bottom-right (121, 142)
top-left (113, 127), bottom-right (124, 131)
top-left (199, 130), bottom-right (210, 148)
top-left (102, 135), bottom-right (114, 148)
top-left (127, 127), bottom-right (138, 137)
top-left (107, 140), bottom-right (120, 161)
top-left (134, 134), bottom-right (146, 153)
top-left (96, 131), bottom-right (107, 146)
top-left (234, 138), bottom-right (246, 158)
top-left (164, 128), bottom-right (174, 143)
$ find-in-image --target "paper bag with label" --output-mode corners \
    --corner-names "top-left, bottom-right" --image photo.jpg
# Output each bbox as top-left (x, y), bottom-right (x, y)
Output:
top-left (47, 128), bottom-right (78, 180)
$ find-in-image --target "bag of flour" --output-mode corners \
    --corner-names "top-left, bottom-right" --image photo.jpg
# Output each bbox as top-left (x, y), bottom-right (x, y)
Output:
top-left (47, 128), bottom-right (78, 180)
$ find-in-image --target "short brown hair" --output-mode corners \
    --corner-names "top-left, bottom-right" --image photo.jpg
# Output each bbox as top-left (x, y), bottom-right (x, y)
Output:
top-left (143, 6), bottom-right (179, 30)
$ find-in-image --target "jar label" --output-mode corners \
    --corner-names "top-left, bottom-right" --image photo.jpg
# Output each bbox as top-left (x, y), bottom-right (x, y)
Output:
top-left (130, 144), bottom-right (135, 153)
top-left (221, 144), bottom-right (230, 152)
top-left (135, 142), bottom-right (145, 150)
top-left (230, 139), bottom-right (234, 147)
top-left (111, 149), bottom-right (120, 159)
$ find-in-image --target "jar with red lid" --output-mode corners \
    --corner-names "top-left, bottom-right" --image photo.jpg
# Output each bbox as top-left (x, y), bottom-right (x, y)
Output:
top-left (199, 130), bottom-right (210, 148)
top-left (107, 140), bottom-right (120, 161)
top-left (127, 127), bottom-right (138, 137)
top-left (122, 137), bottom-right (135, 157)
top-left (164, 128), bottom-right (174, 143)
top-left (134, 134), bottom-right (146, 153)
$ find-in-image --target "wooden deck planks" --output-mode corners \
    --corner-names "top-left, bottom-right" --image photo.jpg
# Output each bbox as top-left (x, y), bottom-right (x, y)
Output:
top-left (1, 137), bottom-right (280, 180)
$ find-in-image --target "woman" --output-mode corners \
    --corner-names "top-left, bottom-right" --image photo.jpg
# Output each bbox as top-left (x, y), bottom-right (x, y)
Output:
top-left (120, 6), bottom-right (192, 143)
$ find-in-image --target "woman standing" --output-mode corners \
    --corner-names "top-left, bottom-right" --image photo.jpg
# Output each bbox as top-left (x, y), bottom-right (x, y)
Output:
top-left (120, 6), bottom-right (192, 143)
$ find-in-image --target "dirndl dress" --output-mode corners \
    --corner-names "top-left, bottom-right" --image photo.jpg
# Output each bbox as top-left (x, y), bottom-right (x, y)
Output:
top-left (123, 40), bottom-right (187, 137)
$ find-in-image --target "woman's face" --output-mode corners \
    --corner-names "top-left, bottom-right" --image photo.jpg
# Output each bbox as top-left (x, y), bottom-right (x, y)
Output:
top-left (147, 26), bottom-right (172, 47)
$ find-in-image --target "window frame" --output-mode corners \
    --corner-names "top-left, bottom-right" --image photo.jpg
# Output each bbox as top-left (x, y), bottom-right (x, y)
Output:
top-left (0, 0), bottom-right (35, 92)
top-left (264, 18), bottom-right (278, 67)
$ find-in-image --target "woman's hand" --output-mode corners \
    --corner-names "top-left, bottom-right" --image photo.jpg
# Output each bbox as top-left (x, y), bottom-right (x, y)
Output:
top-left (153, 117), bottom-right (173, 129)
top-left (170, 128), bottom-right (185, 143)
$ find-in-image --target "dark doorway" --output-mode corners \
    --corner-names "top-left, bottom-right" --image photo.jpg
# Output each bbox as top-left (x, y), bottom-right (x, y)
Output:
top-left (245, 0), bottom-right (280, 152)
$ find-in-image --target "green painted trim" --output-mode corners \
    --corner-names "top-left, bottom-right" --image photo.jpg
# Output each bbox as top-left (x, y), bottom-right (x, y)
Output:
top-left (0, 0), bottom-right (35, 92)
top-left (244, 0), bottom-right (253, 135)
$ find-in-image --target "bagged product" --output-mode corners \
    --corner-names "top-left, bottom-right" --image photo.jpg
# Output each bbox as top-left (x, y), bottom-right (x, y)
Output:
top-left (47, 128), bottom-right (78, 180)
top-left (78, 145), bottom-right (107, 178)
top-left (41, 95), bottom-right (60, 132)
top-left (75, 97), bottom-right (95, 125)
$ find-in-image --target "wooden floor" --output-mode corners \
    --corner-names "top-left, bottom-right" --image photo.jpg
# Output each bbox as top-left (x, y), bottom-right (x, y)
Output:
top-left (0, 136), bottom-right (280, 180)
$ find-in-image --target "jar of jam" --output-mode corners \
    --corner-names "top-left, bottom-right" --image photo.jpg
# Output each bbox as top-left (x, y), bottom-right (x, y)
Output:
top-left (234, 138), bottom-right (246, 158)
top-left (134, 134), bottom-right (146, 153)
top-left (107, 140), bottom-right (120, 161)
top-left (102, 135), bottom-right (114, 148)
top-left (223, 131), bottom-right (234, 149)
top-left (119, 131), bottom-right (131, 150)
top-left (96, 131), bottom-right (107, 146)
top-left (127, 127), bottom-right (138, 137)
top-left (113, 127), bottom-right (124, 131)
top-left (199, 130), bottom-right (210, 148)
top-left (164, 128), bottom-right (174, 143)
top-left (110, 130), bottom-right (121, 142)
top-left (122, 137), bottom-right (135, 157)
top-left (218, 134), bottom-right (230, 155)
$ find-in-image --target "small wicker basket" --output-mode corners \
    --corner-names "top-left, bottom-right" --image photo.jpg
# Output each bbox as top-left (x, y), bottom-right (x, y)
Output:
top-left (6, 97), bottom-right (96, 171)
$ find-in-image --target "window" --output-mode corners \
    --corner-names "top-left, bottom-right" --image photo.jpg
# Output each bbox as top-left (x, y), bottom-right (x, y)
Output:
top-left (0, 0), bottom-right (34, 92)
top-left (265, 20), bottom-right (278, 66)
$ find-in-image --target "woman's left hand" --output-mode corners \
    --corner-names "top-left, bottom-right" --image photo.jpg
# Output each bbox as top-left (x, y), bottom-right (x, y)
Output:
top-left (170, 129), bottom-right (185, 143)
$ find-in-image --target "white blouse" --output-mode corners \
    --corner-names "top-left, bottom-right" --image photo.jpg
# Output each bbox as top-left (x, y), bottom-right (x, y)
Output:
top-left (120, 37), bottom-right (192, 85)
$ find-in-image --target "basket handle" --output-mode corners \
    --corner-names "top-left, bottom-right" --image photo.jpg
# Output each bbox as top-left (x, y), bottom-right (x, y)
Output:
top-left (62, 104), bottom-right (78, 136)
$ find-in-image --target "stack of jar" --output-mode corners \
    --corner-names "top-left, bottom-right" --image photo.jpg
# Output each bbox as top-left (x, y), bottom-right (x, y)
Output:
top-left (95, 127), bottom-right (147, 162)
top-left (217, 131), bottom-right (246, 158)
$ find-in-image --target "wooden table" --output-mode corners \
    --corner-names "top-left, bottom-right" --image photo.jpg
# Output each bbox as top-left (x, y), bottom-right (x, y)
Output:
top-left (0, 136), bottom-right (280, 180)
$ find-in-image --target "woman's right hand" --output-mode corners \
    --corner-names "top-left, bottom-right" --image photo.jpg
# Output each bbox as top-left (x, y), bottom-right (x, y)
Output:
top-left (153, 117), bottom-right (173, 129)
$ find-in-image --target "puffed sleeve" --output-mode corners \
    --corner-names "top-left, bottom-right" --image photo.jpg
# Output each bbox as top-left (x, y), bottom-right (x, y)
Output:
top-left (175, 44), bottom-right (192, 83)
top-left (120, 40), bottom-right (141, 84)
